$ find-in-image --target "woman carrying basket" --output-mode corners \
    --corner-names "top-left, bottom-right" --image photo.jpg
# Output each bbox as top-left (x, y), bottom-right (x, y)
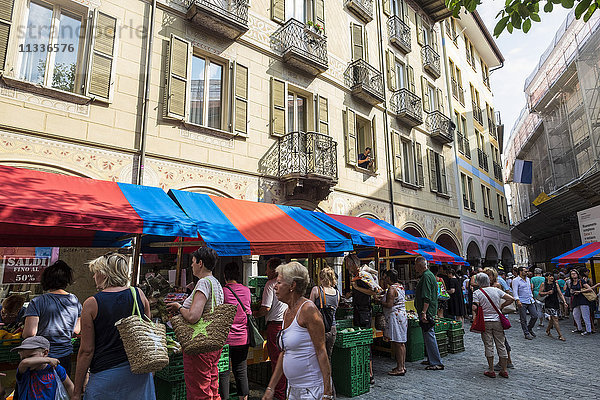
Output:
top-left (72, 253), bottom-right (155, 400)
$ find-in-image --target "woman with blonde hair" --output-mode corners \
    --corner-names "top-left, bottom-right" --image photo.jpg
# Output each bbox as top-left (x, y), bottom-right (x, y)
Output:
top-left (309, 266), bottom-right (340, 358)
top-left (72, 253), bottom-right (155, 400)
top-left (262, 262), bottom-right (333, 400)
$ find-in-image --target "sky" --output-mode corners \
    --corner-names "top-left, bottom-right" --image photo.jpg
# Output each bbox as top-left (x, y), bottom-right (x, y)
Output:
top-left (476, 1), bottom-right (571, 149)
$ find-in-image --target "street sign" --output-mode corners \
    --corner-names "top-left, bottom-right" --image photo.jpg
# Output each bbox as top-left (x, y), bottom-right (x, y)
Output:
top-left (1, 256), bottom-right (51, 284)
top-left (577, 204), bottom-right (600, 244)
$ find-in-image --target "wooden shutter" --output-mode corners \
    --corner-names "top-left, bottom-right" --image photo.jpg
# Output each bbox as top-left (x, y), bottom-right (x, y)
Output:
top-left (164, 34), bottom-right (190, 120)
top-left (421, 76), bottom-right (430, 112)
top-left (386, 50), bottom-right (397, 91)
top-left (364, 28), bottom-right (369, 63)
top-left (0, 0), bottom-right (14, 72)
top-left (233, 62), bottom-right (248, 135)
top-left (416, 13), bottom-right (423, 45)
top-left (431, 27), bottom-right (438, 52)
top-left (402, 0), bottom-right (409, 22)
top-left (315, 0), bottom-right (325, 31)
top-left (383, 0), bottom-right (391, 16)
top-left (415, 142), bottom-right (424, 187)
top-left (392, 131), bottom-right (402, 181)
top-left (371, 115), bottom-right (377, 170)
top-left (428, 149), bottom-right (438, 192)
top-left (351, 24), bottom-right (364, 61)
top-left (87, 11), bottom-right (118, 102)
top-left (318, 95), bottom-right (328, 135)
top-left (440, 154), bottom-right (447, 194)
top-left (407, 64), bottom-right (415, 93)
top-left (271, 0), bottom-right (285, 23)
top-left (344, 108), bottom-right (357, 165)
top-left (270, 77), bottom-right (286, 137)
top-left (436, 88), bottom-right (444, 113)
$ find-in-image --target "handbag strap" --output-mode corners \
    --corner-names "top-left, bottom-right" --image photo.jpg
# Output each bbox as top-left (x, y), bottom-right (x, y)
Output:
top-left (129, 287), bottom-right (151, 322)
top-left (319, 286), bottom-right (325, 309)
top-left (479, 288), bottom-right (504, 317)
top-left (225, 285), bottom-right (250, 314)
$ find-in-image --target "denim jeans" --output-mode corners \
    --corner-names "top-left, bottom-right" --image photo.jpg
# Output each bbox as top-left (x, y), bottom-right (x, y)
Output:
top-left (518, 302), bottom-right (538, 336)
top-left (421, 326), bottom-right (443, 366)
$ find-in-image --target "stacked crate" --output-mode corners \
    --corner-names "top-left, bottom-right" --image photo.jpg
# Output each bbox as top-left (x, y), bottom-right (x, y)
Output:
top-left (434, 320), bottom-right (450, 357)
top-left (332, 328), bottom-right (373, 397)
top-left (447, 320), bottom-right (465, 353)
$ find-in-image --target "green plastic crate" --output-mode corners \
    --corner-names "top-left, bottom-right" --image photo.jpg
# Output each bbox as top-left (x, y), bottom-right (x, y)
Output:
top-left (448, 328), bottom-right (465, 338)
top-left (331, 345), bottom-right (370, 377)
top-left (435, 331), bottom-right (447, 344)
top-left (449, 342), bottom-right (465, 354)
top-left (444, 319), bottom-right (463, 329)
top-left (248, 276), bottom-right (268, 288)
top-left (332, 367), bottom-right (369, 397)
top-left (438, 341), bottom-right (448, 357)
top-left (334, 328), bottom-right (373, 348)
top-left (335, 307), bottom-right (353, 320)
top-left (434, 321), bottom-right (450, 333)
top-left (156, 353), bottom-right (184, 382)
top-left (155, 377), bottom-right (186, 400)
top-left (336, 319), bottom-right (353, 330)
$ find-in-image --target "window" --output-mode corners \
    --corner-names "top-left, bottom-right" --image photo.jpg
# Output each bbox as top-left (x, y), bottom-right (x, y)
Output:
top-left (344, 108), bottom-right (376, 171)
top-left (287, 91), bottom-right (307, 133)
top-left (497, 194), bottom-right (507, 224)
top-left (460, 173), bottom-right (475, 210)
top-left (386, 50), bottom-right (415, 92)
top-left (391, 0), bottom-right (406, 17)
top-left (481, 185), bottom-right (493, 218)
top-left (351, 23), bottom-right (368, 61)
top-left (396, 61), bottom-right (406, 90)
top-left (416, 14), bottom-right (438, 51)
top-left (467, 176), bottom-right (475, 210)
top-left (190, 56), bottom-right (225, 129)
top-left (279, 0), bottom-right (324, 27)
top-left (481, 59), bottom-right (490, 87)
top-left (392, 132), bottom-right (424, 187)
top-left (481, 185), bottom-right (488, 217)
top-left (421, 77), bottom-right (443, 113)
top-left (465, 38), bottom-right (476, 70)
top-left (455, 111), bottom-right (464, 154)
top-left (427, 149), bottom-right (448, 195)
top-left (461, 116), bottom-right (470, 158)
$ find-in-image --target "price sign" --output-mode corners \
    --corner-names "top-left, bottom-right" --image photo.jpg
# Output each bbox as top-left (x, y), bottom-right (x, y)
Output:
top-left (2, 256), bottom-right (50, 284)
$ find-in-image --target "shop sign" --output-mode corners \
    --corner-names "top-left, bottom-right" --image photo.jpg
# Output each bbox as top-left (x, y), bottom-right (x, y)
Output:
top-left (578, 204), bottom-right (600, 244)
top-left (1, 256), bottom-right (50, 284)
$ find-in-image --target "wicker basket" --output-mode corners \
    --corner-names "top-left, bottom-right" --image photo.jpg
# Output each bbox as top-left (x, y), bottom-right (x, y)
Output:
top-left (115, 287), bottom-right (169, 374)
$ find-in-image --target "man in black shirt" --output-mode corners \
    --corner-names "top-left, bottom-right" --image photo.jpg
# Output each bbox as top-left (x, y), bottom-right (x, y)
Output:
top-left (358, 147), bottom-right (373, 169)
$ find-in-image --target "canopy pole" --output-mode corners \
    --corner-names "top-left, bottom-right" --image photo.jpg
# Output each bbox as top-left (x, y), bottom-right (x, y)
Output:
top-left (591, 259), bottom-right (597, 285)
top-left (375, 248), bottom-right (380, 273)
top-left (176, 237), bottom-right (183, 287)
top-left (386, 249), bottom-right (390, 271)
top-left (131, 234), bottom-right (143, 286)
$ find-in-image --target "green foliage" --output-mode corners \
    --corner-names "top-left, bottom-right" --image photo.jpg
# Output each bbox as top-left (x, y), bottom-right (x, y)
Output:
top-left (445, 0), bottom-right (600, 37)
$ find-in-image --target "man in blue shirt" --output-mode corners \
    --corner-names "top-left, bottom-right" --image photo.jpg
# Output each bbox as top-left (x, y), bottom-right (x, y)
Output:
top-left (511, 266), bottom-right (538, 339)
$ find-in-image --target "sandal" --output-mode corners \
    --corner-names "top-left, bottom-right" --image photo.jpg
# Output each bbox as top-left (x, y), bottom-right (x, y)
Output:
top-left (558, 336), bottom-right (566, 341)
top-left (425, 365), bottom-right (444, 371)
top-left (499, 371), bottom-right (509, 378)
top-left (484, 370), bottom-right (496, 378)
top-left (388, 369), bottom-right (406, 376)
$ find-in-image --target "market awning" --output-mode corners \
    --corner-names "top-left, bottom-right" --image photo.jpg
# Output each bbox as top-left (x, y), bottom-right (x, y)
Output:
top-left (551, 242), bottom-right (600, 264)
top-left (309, 212), bottom-right (433, 251)
top-left (167, 190), bottom-right (354, 256)
top-left (407, 237), bottom-right (467, 265)
top-left (0, 165), bottom-right (198, 247)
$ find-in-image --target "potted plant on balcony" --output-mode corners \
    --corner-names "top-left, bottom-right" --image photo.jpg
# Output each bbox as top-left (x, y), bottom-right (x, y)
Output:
top-left (304, 20), bottom-right (324, 39)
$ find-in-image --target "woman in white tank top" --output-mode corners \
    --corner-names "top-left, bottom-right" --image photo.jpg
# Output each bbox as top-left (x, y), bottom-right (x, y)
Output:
top-left (262, 262), bottom-right (333, 400)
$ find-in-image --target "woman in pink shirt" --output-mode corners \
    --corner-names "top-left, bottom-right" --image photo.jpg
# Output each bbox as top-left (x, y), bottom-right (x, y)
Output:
top-left (220, 262), bottom-right (252, 400)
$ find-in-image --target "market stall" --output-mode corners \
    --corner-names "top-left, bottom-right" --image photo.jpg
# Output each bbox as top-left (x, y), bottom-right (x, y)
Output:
top-left (551, 241), bottom-right (600, 283)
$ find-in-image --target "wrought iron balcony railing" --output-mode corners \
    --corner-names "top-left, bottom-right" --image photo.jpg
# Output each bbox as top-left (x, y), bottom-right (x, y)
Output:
top-left (421, 45), bottom-right (441, 79)
top-left (345, 0), bottom-right (373, 22)
top-left (464, 137), bottom-right (471, 158)
top-left (344, 59), bottom-right (384, 105)
top-left (390, 89), bottom-right (423, 127)
top-left (186, 0), bottom-right (249, 39)
top-left (488, 115), bottom-right (497, 138)
top-left (493, 161), bottom-right (502, 181)
top-left (426, 111), bottom-right (454, 144)
top-left (451, 78), bottom-right (465, 105)
top-left (472, 102), bottom-right (483, 125)
top-left (388, 16), bottom-right (411, 54)
top-left (272, 18), bottom-right (328, 75)
top-left (478, 148), bottom-right (489, 171)
top-left (456, 131), bottom-right (464, 154)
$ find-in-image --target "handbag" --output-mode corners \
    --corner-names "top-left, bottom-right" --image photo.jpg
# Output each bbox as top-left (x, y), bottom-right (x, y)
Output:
top-left (470, 304), bottom-right (486, 333)
top-left (583, 290), bottom-right (598, 302)
top-left (437, 280), bottom-right (450, 301)
top-left (54, 368), bottom-right (69, 400)
top-left (114, 287), bottom-right (169, 373)
top-left (224, 285), bottom-right (264, 348)
top-left (172, 278), bottom-right (237, 355)
top-left (317, 286), bottom-right (336, 333)
top-left (479, 288), bottom-right (512, 330)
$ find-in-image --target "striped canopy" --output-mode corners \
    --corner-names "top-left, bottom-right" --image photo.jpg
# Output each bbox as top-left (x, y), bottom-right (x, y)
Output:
top-left (408, 237), bottom-right (467, 265)
top-left (551, 242), bottom-right (600, 264)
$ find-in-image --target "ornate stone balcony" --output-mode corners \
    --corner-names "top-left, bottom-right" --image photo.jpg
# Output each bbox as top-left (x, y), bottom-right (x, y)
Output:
top-left (426, 111), bottom-right (454, 144)
top-left (344, 59), bottom-right (384, 105)
top-left (186, 0), bottom-right (249, 40)
top-left (388, 16), bottom-right (411, 54)
top-left (421, 45), bottom-right (441, 79)
top-left (390, 89), bottom-right (423, 127)
top-left (272, 19), bottom-right (328, 75)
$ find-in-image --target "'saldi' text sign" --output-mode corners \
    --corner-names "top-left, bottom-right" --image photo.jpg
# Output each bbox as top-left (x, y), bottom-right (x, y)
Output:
top-left (2, 256), bottom-right (50, 284)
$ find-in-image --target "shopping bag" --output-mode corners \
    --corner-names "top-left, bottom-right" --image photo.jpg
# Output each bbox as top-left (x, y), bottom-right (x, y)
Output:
top-left (54, 368), bottom-right (69, 400)
top-left (470, 305), bottom-right (485, 333)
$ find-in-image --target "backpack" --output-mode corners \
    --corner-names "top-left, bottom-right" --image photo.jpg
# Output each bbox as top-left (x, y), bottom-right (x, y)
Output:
top-left (316, 286), bottom-right (337, 333)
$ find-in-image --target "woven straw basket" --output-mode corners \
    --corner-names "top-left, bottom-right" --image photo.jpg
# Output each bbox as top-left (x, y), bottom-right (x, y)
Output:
top-left (115, 287), bottom-right (169, 374)
top-left (172, 278), bottom-right (236, 355)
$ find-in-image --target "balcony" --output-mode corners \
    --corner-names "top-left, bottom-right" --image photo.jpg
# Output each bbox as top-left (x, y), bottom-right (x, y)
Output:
top-left (390, 89), bottom-right (423, 127)
top-left (472, 102), bottom-right (483, 125)
top-left (388, 16), bottom-right (411, 54)
top-left (272, 19), bottom-right (328, 75)
top-left (345, 0), bottom-right (373, 22)
top-left (451, 78), bottom-right (464, 105)
top-left (478, 148), bottom-right (489, 171)
top-left (344, 59), bottom-right (384, 105)
top-left (421, 45), bottom-right (441, 79)
top-left (464, 138), bottom-right (471, 158)
top-left (456, 131), bottom-right (464, 153)
top-left (186, 0), bottom-right (249, 40)
top-left (261, 131), bottom-right (338, 201)
top-left (488, 115), bottom-right (497, 139)
top-left (426, 111), bottom-right (454, 144)
top-left (493, 161), bottom-right (502, 181)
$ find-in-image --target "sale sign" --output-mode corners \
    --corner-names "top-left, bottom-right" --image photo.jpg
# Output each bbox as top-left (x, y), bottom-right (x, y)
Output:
top-left (2, 256), bottom-right (51, 284)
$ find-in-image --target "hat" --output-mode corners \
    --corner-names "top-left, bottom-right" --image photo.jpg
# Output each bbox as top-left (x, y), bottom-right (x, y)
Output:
top-left (11, 336), bottom-right (50, 352)
top-left (507, 273), bottom-right (514, 278)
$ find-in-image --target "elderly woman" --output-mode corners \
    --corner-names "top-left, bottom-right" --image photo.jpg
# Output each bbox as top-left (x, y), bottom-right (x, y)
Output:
top-left (472, 272), bottom-right (514, 379)
top-left (483, 267), bottom-right (514, 371)
top-left (166, 247), bottom-right (224, 399)
top-left (309, 266), bottom-right (340, 359)
top-left (380, 269), bottom-right (408, 376)
top-left (72, 253), bottom-right (154, 400)
top-left (262, 262), bottom-right (333, 400)
top-left (23, 260), bottom-right (81, 375)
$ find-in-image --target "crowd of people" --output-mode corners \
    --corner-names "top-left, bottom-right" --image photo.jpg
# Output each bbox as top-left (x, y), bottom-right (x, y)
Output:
top-left (2, 249), bottom-right (599, 400)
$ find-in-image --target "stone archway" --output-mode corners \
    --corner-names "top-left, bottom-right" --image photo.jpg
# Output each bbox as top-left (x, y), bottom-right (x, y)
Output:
top-left (177, 186), bottom-right (234, 198)
top-left (436, 233), bottom-right (460, 255)
top-left (485, 244), bottom-right (499, 267)
top-left (467, 241), bottom-right (481, 268)
top-left (501, 246), bottom-right (514, 267)
top-left (402, 224), bottom-right (425, 238)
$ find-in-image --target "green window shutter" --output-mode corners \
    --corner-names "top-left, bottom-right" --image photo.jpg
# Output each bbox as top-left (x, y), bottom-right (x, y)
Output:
top-left (386, 50), bottom-right (397, 91)
top-left (344, 108), bottom-right (357, 165)
top-left (271, 0), bottom-right (285, 23)
top-left (415, 142), bottom-right (424, 187)
top-left (383, 0), bottom-right (391, 16)
top-left (436, 88), bottom-right (444, 113)
top-left (416, 14), bottom-right (423, 45)
top-left (392, 131), bottom-right (402, 181)
top-left (164, 34), bottom-right (190, 120)
top-left (0, 0), bottom-right (14, 72)
top-left (407, 64), bottom-right (415, 93)
top-left (270, 77), bottom-right (286, 137)
top-left (234, 63), bottom-right (248, 135)
top-left (428, 149), bottom-right (438, 192)
top-left (87, 12), bottom-right (118, 102)
top-left (315, 0), bottom-right (325, 31)
top-left (421, 76), bottom-right (430, 112)
top-left (318, 96), bottom-right (329, 135)
top-left (440, 153), bottom-right (447, 194)
top-left (351, 24), bottom-right (364, 61)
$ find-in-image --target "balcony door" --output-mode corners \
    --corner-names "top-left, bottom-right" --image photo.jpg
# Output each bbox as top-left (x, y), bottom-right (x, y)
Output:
top-left (288, 91), bottom-right (307, 133)
top-left (286, 0), bottom-right (306, 22)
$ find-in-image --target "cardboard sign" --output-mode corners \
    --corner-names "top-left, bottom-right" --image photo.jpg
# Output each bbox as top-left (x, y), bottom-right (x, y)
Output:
top-left (2, 256), bottom-right (51, 284)
top-left (578, 204), bottom-right (600, 244)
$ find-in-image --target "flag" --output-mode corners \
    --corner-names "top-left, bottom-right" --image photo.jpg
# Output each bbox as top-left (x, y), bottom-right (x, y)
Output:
top-left (514, 159), bottom-right (533, 184)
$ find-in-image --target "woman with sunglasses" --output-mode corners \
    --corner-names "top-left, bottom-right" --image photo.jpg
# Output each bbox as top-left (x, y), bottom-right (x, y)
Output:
top-left (262, 262), bottom-right (332, 400)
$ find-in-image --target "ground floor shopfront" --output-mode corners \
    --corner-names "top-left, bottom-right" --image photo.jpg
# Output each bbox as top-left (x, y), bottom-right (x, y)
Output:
top-left (461, 216), bottom-right (513, 268)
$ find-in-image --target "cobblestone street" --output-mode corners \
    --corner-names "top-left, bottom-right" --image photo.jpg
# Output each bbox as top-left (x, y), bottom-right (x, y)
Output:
top-left (351, 314), bottom-right (600, 400)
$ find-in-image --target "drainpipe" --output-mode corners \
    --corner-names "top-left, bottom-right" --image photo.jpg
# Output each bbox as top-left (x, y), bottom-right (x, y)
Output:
top-left (375, 0), bottom-right (395, 226)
